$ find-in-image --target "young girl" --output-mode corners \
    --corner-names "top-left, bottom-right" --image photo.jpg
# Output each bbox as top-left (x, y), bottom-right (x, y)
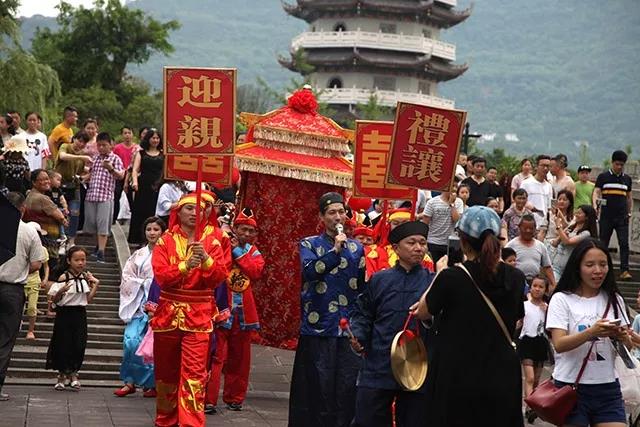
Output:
top-left (46, 246), bottom-right (99, 390)
top-left (115, 217), bottom-right (166, 398)
top-left (546, 238), bottom-right (629, 427)
top-left (456, 183), bottom-right (470, 211)
top-left (519, 274), bottom-right (549, 424)
top-left (551, 204), bottom-right (598, 281)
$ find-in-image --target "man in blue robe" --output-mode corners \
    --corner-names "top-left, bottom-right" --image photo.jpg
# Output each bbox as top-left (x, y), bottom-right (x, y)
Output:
top-left (350, 220), bottom-right (436, 427)
top-left (288, 192), bottom-right (365, 427)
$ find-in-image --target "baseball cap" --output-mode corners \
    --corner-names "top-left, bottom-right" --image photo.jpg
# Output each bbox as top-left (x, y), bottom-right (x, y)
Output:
top-left (577, 165), bottom-right (592, 172)
top-left (456, 205), bottom-right (501, 239)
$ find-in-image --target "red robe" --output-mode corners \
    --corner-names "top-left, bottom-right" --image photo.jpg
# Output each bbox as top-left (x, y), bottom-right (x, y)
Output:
top-left (151, 225), bottom-right (228, 427)
top-left (363, 244), bottom-right (390, 281)
top-left (207, 243), bottom-right (265, 406)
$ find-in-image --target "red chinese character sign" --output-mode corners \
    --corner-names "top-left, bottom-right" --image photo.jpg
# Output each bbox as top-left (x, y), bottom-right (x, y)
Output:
top-left (353, 120), bottom-right (417, 200)
top-left (164, 154), bottom-right (233, 186)
top-left (386, 102), bottom-right (466, 192)
top-left (164, 67), bottom-right (236, 155)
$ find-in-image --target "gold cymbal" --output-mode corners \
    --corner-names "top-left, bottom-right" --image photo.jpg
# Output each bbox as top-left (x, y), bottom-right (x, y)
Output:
top-left (390, 330), bottom-right (428, 391)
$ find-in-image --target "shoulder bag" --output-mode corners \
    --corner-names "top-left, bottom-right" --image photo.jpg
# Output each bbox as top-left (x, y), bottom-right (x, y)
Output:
top-left (523, 299), bottom-right (611, 425)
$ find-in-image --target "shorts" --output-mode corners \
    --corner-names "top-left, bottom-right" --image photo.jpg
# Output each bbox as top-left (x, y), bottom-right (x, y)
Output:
top-left (24, 279), bottom-right (40, 317)
top-left (83, 200), bottom-right (113, 235)
top-left (553, 379), bottom-right (626, 426)
top-left (518, 335), bottom-right (549, 365)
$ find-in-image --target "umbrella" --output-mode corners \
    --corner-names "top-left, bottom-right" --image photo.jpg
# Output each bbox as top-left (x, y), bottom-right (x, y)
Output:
top-left (0, 193), bottom-right (20, 266)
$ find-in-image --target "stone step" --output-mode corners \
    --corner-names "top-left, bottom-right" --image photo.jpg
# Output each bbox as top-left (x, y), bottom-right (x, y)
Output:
top-left (9, 357), bottom-right (121, 373)
top-left (22, 315), bottom-right (124, 325)
top-left (4, 376), bottom-right (122, 388)
top-left (18, 329), bottom-right (123, 343)
top-left (7, 367), bottom-right (121, 381)
top-left (10, 345), bottom-right (123, 363)
top-left (21, 322), bottom-right (124, 335)
top-left (15, 337), bottom-right (123, 350)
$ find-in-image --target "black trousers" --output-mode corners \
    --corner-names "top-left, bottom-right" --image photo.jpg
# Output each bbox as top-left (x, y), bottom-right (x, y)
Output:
top-left (288, 335), bottom-right (361, 427)
top-left (427, 243), bottom-right (448, 265)
top-left (351, 387), bottom-right (426, 427)
top-left (599, 215), bottom-right (630, 271)
top-left (46, 306), bottom-right (87, 375)
top-left (0, 283), bottom-right (26, 390)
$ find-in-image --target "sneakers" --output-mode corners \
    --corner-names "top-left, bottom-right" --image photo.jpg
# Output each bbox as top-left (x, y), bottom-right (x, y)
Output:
top-left (226, 402), bottom-right (243, 411)
top-left (620, 271), bottom-right (633, 280)
top-left (0, 392), bottom-right (9, 401)
top-left (90, 250), bottom-right (106, 263)
top-left (525, 408), bottom-right (537, 424)
top-left (204, 404), bottom-right (217, 414)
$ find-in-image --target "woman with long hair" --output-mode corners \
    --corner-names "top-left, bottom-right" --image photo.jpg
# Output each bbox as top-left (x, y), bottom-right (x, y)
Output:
top-left (539, 189), bottom-right (574, 263)
top-left (510, 158), bottom-right (532, 201)
top-left (81, 118), bottom-right (99, 158)
top-left (412, 206), bottom-right (526, 426)
top-left (128, 129), bottom-right (164, 245)
top-left (115, 216), bottom-right (166, 398)
top-left (551, 204), bottom-right (598, 280)
top-left (546, 238), bottom-right (629, 426)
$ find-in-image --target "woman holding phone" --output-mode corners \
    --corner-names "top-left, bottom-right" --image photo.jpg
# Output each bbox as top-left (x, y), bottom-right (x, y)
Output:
top-left (545, 238), bottom-right (630, 426)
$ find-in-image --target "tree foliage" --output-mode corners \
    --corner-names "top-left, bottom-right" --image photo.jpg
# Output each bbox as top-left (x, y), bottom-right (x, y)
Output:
top-left (0, 0), bottom-right (20, 49)
top-left (31, 0), bottom-right (179, 92)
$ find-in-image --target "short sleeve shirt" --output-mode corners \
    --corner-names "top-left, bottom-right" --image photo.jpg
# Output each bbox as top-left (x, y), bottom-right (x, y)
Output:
top-left (86, 152), bottom-right (124, 202)
top-left (23, 190), bottom-right (62, 238)
top-left (501, 206), bottom-right (532, 241)
top-left (461, 177), bottom-right (493, 207)
top-left (595, 170), bottom-right (632, 220)
top-left (48, 123), bottom-right (73, 161)
top-left (24, 131), bottom-right (49, 171)
top-left (424, 196), bottom-right (464, 245)
top-left (0, 221), bottom-right (46, 284)
top-left (55, 143), bottom-right (85, 183)
top-left (547, 291), bottom-right (628, 384)
top-left (505, 237), bottom-right (551, 280)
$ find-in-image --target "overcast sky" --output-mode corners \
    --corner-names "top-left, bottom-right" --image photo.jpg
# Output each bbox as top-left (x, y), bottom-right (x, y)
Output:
top-left (18, 0), bottom-right (124, 17)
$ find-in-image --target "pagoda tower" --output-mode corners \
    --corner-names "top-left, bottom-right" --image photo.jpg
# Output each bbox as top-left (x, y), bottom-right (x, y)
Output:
top-left (280, 0), bottom-right (471, 112)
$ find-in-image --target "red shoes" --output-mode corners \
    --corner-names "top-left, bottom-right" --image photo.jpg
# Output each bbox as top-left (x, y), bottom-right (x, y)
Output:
top-left (114, 384), bottom-right (136, 397)
top-left (143, 388), bottom-right (157, 398)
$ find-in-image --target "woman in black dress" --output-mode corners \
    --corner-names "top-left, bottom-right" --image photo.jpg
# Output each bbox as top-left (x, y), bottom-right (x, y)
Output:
top-left (128, 129), bottom-right (164, 245)
top-left (412, 205), bottom-right (525, 427)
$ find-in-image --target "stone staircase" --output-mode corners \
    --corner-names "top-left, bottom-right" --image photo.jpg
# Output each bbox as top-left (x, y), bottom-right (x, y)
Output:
top-left (6, 234), bottom-right (124, 387)
top-left (615, 265), bottom-right (640, 317)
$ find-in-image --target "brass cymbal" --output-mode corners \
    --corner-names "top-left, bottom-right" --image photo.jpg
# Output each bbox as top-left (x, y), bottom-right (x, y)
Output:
top-left (390, 330), bottom-right (428, 391)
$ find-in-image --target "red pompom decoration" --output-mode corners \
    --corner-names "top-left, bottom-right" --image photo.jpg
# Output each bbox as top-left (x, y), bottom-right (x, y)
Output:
top-left (339, 318), bottom-right (349, 331)
top-left (288, 89), bottom-right (318, 115)
top-left (348, 196), bottom-right (372, 213)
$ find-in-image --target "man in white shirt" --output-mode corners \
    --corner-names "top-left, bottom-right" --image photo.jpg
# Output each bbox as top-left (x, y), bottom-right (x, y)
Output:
top-left (520, 155), bottom-right (553, 230)
top-left (0, 192), bottom-right (46, 401)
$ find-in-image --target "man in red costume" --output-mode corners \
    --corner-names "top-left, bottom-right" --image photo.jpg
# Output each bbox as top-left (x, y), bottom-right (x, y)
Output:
top-left (151, 193), bottom-right (229, 427)
top-left (353, 226), bottom-right (390, 281)
top-left (206, 207), bottom-right (265, 413)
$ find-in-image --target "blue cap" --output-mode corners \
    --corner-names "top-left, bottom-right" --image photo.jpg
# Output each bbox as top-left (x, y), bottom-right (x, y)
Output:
top-left (456, 205), bottom-right (501, 239)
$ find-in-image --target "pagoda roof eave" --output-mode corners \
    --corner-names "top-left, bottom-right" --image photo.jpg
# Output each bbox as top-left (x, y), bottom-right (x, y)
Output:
top-left (280, 49), bottom-right (468, 80)
top-left (282, 0), bottom-right (471, 29)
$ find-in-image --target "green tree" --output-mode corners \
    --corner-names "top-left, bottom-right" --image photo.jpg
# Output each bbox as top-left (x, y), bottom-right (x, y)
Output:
top-left (32, 0), bottom-right (180, 92)
top-left (0, 1), bottom-right (62, 116)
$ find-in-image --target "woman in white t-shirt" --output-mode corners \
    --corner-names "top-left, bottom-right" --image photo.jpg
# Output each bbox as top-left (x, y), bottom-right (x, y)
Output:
top-left (24, 112), bottom-right (49, 171)
top-left (546, 238), bottom-right (630, 427)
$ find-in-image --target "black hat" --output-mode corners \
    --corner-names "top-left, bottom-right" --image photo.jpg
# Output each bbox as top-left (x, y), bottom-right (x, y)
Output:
top-left (389, 221), bottom-right (429, 244)
top-left (319, 192), bottom-right (344, 214)
top-left (577, 165), bottom-right (592, 172)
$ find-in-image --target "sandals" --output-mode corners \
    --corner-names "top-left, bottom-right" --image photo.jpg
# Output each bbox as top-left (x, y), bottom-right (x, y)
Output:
top-left (69, 374), bottom-right (81, 391)
top-left (54, 382), bottom-right (65, 391)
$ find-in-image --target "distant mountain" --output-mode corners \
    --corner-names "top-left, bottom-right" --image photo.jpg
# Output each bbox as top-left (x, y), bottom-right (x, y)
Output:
top-left (18, 0), bottom-right (640, 163)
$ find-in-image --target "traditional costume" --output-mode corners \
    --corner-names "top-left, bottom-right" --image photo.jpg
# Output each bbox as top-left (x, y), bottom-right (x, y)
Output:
top-left (374, 208), bottom-right (434, 272)
top-left (151, 193), bottom-right (228, 427)
top-left (351, 221), bottom-right (435, 427)
top-left (117, 245), bottom-right (155, 392)
top-left (353, 226), bottom-right (390, 281)
top-left (206, 208), bottom-right (264, 410)
top-left (288, 192), bottom-right (366, 427)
